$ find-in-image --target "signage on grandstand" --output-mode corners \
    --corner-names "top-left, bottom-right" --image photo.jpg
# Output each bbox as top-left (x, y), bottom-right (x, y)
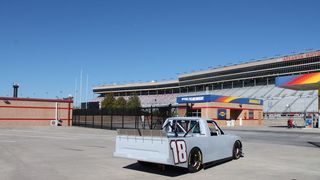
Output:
top-left (249, 99), bottom-right (262, 105)
top-left (275, 72), bottom-right (320, 90)
top-left (178, 96), bottom-right (207, 103)
top-left (282, 51), bottom-right (320, 61)
top-left (181, 96), bottom-right (204, 101)
top-left (177, 94), bottom-right (263, 105)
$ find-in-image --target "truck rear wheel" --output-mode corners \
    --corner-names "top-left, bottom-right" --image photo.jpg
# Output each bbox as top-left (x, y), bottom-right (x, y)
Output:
top-left (188, 148), bottom-right (202, 173)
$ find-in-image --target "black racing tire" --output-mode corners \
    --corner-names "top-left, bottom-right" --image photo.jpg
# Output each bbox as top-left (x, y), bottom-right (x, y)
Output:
top-left (188, 148), bottom-right (203, 173)
top-left (233, 141), bottom-right (242, 159)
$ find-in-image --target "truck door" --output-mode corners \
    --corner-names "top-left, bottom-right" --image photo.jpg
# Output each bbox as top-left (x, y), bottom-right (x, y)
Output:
top-left (205, 121), bottom-right (229, 161)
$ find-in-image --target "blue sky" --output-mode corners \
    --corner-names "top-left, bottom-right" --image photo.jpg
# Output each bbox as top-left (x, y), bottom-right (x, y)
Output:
top-left (0, 0), bottom-right (319, 102)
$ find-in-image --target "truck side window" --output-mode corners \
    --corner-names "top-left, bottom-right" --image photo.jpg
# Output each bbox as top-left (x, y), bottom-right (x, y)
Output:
top-left (192, 123), bottom-right (201, 134)
top-left (207, 122), bottom-right (220, 136)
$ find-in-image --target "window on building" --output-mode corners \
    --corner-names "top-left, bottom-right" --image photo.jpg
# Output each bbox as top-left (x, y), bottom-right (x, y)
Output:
top-left (190, 109), bottom-right (201, 117)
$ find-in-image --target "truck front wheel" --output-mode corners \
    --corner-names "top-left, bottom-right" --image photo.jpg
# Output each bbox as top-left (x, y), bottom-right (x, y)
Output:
top-left (233, 141), bottom-right (242, 159)
top-left (188, 148), bottom-right (202, 173)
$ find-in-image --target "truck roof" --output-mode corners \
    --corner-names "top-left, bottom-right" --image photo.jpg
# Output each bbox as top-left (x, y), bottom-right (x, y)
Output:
top-left (166, 117), bottom-right (212, 121)
top-left (165, 117), bottom-right (213, 124)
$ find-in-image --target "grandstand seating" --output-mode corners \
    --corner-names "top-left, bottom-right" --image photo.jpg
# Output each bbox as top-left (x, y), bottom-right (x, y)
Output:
top-left (136, 85), bottom-right (318, 113)
top-left (95, 86), bottom-right (317, 114)
top-left (267, 97), bottom-right (297, 113)
top-left (289, 97), bottom-right (315, 112)
top-left (94, 50), bottom-right (320, 115)
top-left (306, 97), bottom-right (318, 112)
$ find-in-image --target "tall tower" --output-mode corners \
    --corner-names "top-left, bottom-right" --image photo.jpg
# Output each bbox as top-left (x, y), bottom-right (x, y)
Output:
top-left (13, 83), bottom-right (19, 98)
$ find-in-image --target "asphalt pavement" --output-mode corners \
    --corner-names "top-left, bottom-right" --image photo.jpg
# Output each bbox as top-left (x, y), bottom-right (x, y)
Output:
top-left (0, 126), bottom-right (319, 180)
top-left (223, 125), bottom-right (320, 135)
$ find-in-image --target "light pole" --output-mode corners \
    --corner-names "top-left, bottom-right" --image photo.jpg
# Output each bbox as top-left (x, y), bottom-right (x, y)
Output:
top-left (286, 104), bottom-right (291, 117)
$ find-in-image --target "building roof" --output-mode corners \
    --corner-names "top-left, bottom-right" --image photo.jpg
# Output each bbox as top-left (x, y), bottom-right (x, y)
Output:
top-left (0, 97), bottom-right (73, 103)
top-left (94, 50), bottom-right (320, 93)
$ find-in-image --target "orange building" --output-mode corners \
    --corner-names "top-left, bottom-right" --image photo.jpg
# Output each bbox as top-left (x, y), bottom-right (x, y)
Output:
top-left (177, 94), bottom-right (263, 126)
top-left (0, 97), bottom-right (73, 127)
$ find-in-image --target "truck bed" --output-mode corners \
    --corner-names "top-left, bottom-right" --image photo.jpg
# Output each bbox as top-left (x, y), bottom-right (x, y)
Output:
top-left (113, 129), bottom-right (172, 165)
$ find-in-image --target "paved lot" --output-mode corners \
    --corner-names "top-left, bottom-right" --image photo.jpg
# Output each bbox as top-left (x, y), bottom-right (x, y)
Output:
top-left (0, 126), bottom-right (319, 180)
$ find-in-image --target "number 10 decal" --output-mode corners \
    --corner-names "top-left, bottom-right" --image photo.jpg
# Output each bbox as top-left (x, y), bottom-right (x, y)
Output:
top-left (170, 140), bottom-right (187, 164)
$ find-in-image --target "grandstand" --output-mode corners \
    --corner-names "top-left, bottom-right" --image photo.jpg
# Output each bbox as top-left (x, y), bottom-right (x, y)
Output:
top-left (93, 50), bottom-right (320, 115)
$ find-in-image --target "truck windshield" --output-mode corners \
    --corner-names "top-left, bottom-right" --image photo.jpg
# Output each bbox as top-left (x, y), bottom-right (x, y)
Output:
top-left (163, 120), bottom-right (200, 135)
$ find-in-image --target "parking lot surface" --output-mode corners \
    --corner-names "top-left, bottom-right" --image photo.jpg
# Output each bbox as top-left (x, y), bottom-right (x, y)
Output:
top-left (0, 126), bottom-right (319, 180)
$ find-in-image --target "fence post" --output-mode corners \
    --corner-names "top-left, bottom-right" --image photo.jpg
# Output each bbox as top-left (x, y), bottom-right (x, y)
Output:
top-left (150, 106), bottom-right (153, 129)
top-left (84, 110), bottom-right (87, 126)
top-left (77, 111), bottom-right (80, 125)
top-left (72, 114), bottom-right (75, 125)
top-left (75, 113), bottom-right (77, 126)
top-left (134, 108), bottom-right (139, 129)
top-left (135, 116), bottom-right (137, 129)
top-left (110, 110), bottom-right (113, 130)
top-left (92, 112), bottom-right (95, 128)
top-left (135, 108), bottom-right (137, 129)
top-left (122, 108), bottom-right (124, 129)
top-left (100, 110), bottom-right (103, 129)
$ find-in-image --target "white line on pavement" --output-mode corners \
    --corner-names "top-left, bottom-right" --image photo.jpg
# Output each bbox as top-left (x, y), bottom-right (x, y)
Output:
top-left (0, 140), bottom-right (16, 143)
top-left (0, 133), bottom-right (78, 140)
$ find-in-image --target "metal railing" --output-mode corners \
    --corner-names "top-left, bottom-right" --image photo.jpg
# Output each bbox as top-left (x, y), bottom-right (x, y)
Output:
top-left (72, 107), bottom-right (176, 130)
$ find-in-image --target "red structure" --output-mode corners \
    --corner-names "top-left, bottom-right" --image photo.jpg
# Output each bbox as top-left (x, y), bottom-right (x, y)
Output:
top-left (0, 97), bottom-right (73, 127)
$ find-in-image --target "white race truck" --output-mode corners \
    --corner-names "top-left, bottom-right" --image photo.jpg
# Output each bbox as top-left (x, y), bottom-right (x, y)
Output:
top-left (113, 117), bottom-right (243, 172)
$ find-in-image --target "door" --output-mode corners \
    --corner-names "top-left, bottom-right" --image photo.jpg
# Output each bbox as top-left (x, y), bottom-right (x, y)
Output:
top-left (204, 121), bottom-right (230, 162)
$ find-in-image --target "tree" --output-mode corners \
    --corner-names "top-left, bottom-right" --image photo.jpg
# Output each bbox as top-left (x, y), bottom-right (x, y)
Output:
top-left (101, 93), bottom-right (115, 109)
top-left (127, 94), bottom-right (141, 109)
top-left (114, 97), bottom-right (127, 109)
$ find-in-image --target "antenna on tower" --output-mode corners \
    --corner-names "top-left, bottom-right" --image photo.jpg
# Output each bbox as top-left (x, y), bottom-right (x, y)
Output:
top-left (85, 74), bottom-right (89, 109)
top-left (74, 78), bottom-right (78, 107)
top-left (79, 69), bottom-right (83, 108)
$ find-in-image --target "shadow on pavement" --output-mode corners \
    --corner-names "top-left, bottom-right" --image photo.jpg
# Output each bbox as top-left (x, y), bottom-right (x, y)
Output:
top-left (308, 141), bottom-right (320, 148)
top-left (123, 158), bottom-right (235, 177)
top-left (203, 157), bottom-right (233, 170)
top-left (123, 162), bottom-right (188, 177)
top-left (269, 125), bottom-right (304, 128)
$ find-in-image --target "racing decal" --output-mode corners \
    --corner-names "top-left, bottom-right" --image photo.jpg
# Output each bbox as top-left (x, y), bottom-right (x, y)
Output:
top-left (170, 140), bottom-right (187, 164)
